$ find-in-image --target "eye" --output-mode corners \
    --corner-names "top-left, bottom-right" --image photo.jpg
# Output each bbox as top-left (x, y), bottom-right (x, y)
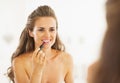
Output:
top-left (38, 28), bottom-right (44, 32)
top-left (50, 27), bottom-right (55, 31)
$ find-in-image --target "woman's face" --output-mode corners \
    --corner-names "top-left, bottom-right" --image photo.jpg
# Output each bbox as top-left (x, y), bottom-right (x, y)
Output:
top-left (29, 17), bottom-right (57, 49)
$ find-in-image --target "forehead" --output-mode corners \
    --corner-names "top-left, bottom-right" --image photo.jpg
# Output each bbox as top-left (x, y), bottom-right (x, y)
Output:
top-left (34, 17), bottom-right (56, 27)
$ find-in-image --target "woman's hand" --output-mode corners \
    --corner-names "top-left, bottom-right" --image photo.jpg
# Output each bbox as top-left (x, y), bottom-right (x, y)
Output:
top-left (32, 48), bottom-right (46, 73)
top-left (29, 48), bottom-right (46, 83)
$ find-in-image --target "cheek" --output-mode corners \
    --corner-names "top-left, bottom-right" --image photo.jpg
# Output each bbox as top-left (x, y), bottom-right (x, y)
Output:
top-left (33, 32), bottom-right (41, 41)
top-left (53, 32), bottom-right (57, 39)
top-left (53, 33), bottom-right (57, 43)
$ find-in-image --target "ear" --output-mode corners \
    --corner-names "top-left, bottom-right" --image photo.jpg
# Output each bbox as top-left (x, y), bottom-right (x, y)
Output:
top-left (28, 30), bottom-right (34, 37)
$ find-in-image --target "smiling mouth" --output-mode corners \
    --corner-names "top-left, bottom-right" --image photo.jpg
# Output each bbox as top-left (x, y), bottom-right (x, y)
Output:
top-left (42, 39), bottom-right (50, 44)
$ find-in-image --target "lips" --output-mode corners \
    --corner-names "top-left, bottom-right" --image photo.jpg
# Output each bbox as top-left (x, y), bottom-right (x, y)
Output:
top-left (42, 39), bottom-right (50, 43)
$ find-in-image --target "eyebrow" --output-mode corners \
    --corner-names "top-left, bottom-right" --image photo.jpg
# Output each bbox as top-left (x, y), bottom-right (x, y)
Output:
top-left (38, 27), bottom-right (44, 29)
top-left (38, 27), bottom-right (55, 29)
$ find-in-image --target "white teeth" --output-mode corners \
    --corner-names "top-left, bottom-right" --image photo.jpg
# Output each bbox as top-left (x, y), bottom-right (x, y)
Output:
top-left (43, 40), bottom-right (50, 43)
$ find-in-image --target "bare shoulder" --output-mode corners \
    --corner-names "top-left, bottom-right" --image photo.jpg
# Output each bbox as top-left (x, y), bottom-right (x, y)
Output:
top-left (88, 61), bottom-right (99, 76)
top-left (12, 53), bottom-right (30, 82)
top-left (12, 54), bottom-right (25, 67)
top-left (88, 61), bottom-right (99, 72)
top-left (87, 61), bottom-right (99, 83)
top-left (61, 51), bottom-right (72, 60)
top-left (61, 52), bottom-right (74, 83)
top-left (61, 52), bottom-right (73, 67)
top-left (12, 53), bottom-right (29, 68)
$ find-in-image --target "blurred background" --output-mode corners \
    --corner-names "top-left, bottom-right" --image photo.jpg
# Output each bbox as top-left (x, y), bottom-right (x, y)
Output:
top-left (0, 0), bottom-right (106, 83)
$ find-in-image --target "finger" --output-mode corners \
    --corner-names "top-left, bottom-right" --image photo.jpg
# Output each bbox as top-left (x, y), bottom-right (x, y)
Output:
top-left (42, 53), bottom-right (46, 62)
top-left (36, 50), bottom-right (42, 59)
top-left (39, 52), bottom-right (45, 63)
top-left (33, 48), bottom-right (40, 58)
top-left (38, 51), bottom-right (45, 60)
top-left (41, 53), bottom-right (45, 60)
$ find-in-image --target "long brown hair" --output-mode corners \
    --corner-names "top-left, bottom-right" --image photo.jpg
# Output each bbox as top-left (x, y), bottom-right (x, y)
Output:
top-left (93, 0), bottom-right (120, 83)
top-left (7, 5), bottom-right (65, 83)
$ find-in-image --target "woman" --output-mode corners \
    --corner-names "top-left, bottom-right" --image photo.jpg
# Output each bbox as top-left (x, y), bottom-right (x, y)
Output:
top-left (87, 0), bottom-right (120, 83)
top-left (7, 5), bottom-right (74, 83)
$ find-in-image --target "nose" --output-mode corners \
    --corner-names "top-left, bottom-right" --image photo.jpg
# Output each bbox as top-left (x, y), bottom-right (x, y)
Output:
top-left (44, 30), bottom-right (50, 37)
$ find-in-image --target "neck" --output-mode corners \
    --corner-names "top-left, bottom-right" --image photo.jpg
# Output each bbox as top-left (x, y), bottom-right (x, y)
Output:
top-left (43, 48), bottom-right (53, 57)
top-left (43, 48), bottom-right (57, 61)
